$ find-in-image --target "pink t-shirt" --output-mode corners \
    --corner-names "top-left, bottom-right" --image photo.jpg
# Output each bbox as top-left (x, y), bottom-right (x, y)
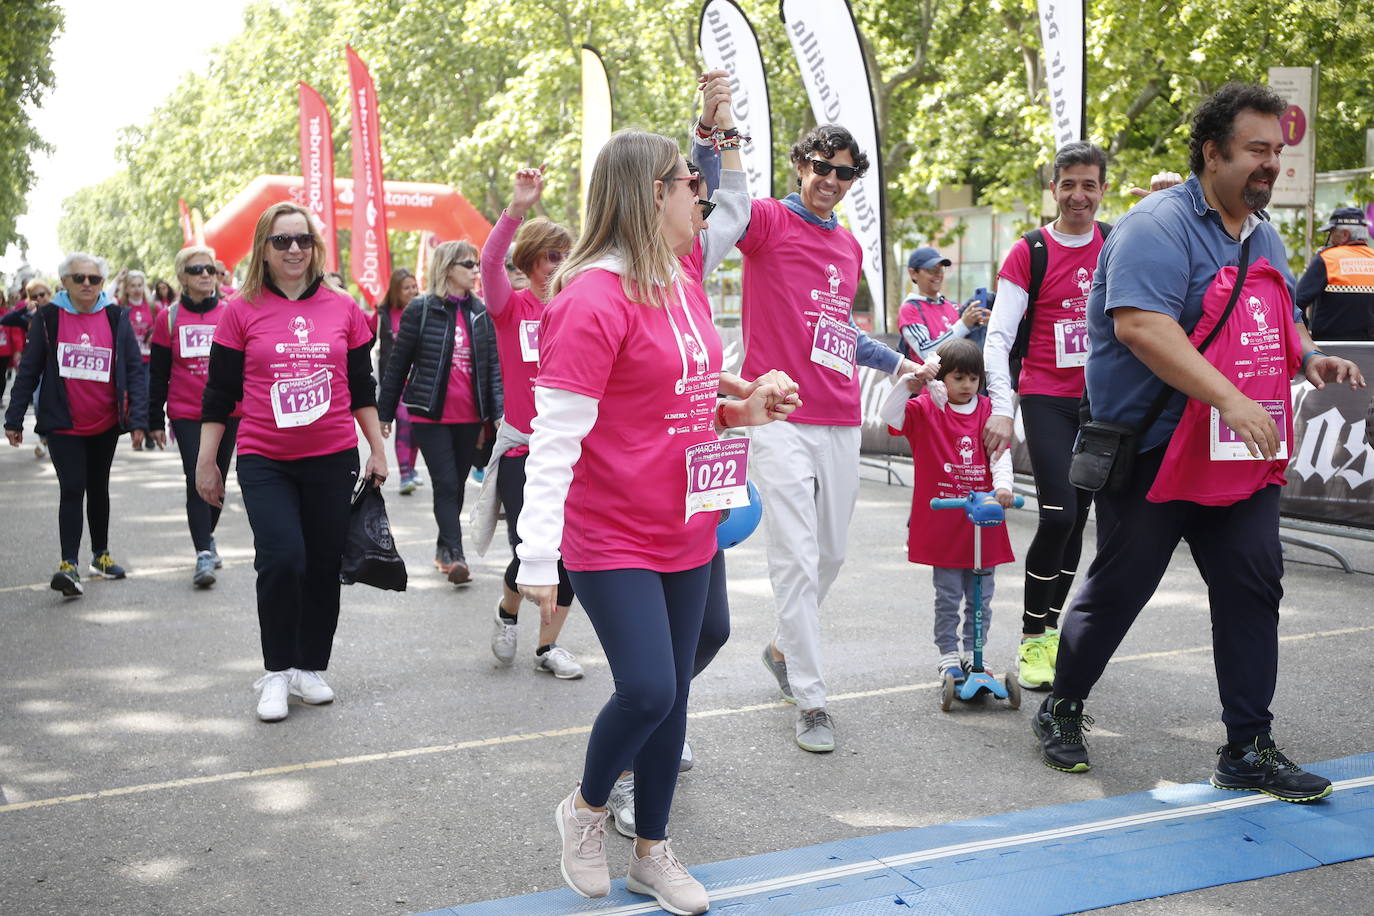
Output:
top-left (212, 286), bottom-right (372, 461)
top-left (998, 227), bottom-right (1106, 398)
top-left (481, 213), bottom-right (542, 451)
top-left (125, 301), bottom-right (158, 362)
top-left (898, 297), bottom-right (959, 337)
top-left (412, 299), bottom-right (480, 425)
top-left (738, 197), bottom-right (865, 426)
top-left (151, 301), bottom-right (239, 422)
top-left (56, 310), bottom-right (117, 436)
top-left (537, 251), bottom-right (722, 573)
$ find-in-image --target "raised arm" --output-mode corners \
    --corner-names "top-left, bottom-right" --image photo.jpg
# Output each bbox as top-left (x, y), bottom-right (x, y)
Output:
top-left (480, 166), bottom-right (546, 318)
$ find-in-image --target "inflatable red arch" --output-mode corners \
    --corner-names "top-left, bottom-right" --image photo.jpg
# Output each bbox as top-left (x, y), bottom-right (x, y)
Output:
top-left (202, 175), bottom-right (493, 271)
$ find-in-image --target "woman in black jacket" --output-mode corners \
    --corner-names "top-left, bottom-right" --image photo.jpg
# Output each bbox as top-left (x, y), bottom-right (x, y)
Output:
top-left (4, 253), bottom-right (148, 597)
top-left (379, 240), bottom-right (502, 585)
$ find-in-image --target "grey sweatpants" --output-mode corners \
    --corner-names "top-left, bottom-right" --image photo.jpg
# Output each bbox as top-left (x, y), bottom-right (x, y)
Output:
top-left (931, 566), bottom-right (996, 657)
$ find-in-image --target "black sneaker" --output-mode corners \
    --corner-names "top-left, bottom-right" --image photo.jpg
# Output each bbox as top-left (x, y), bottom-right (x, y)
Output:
top-left (89, 552), bottom-right (126, 579)
top-left (1032, 696), bottom-right (1092, 773)
top-left (1211, 734), bottom-right (1333, 803)
top-left (50, 561), bottom-right (84, 598)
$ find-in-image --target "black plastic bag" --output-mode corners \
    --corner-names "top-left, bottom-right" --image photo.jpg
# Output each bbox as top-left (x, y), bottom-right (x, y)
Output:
top-left (340, 479), bottom-right (407, 591)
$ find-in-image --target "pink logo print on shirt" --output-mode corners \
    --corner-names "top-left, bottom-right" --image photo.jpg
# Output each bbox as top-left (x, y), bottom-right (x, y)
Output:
top-left (681, 331), bottom-right (709, 376)
top-left (957, 434), bottom-right (975, 466)
top-left (1247, 295), bottom-right (1270, 333)
top-left (825, 263), bottom-right (842, 296)
top-left (288, 315), bottom-right (315, 344)
top-left (1075, 267), bottom-right (1092, 297)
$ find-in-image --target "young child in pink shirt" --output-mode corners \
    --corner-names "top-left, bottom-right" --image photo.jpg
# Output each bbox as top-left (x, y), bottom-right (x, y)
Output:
top-left (880, 338), bottom-right (1016, 683)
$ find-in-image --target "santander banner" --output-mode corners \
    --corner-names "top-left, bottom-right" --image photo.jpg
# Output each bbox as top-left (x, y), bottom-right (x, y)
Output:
top-left (346, 46), bottom-right (391, 305)
top-left (698, 0), bottom-right (772, 199)
top-left (1037, 0), bottom-right (1085, 147)
top-left (297, 81), bottom-right (339, 271)
top-left (780, 0), bottom-right (887, 327)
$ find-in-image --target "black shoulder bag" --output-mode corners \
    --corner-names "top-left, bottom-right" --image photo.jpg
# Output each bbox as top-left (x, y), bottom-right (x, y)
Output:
top-left (1068, 235), bottom-right (1251, 493)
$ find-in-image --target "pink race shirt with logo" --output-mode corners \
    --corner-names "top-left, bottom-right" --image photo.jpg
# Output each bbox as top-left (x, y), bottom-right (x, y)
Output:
top-left (738, 198), bottom-right (864, 426)
top-left (56, 310), bottom-right (117, 435)
top-left (151, 301), bottom-right (239, 421)
top-left (537, 252), bottom-right (722, 573)
top-left (891, 393), bottom-right (1013, 569)
top-left (212, 287), bottom-right (372, 461)
top-left (125, 301), bottom-right (158, 362)
top-left (898, 297), bottom-right (959, 340)
top-left (1148, 257), bottom-right (1302, 506)
top-left (413, 301), bottom-right (480, 425)
top-left (999, 227), bottom-right (1106, 398)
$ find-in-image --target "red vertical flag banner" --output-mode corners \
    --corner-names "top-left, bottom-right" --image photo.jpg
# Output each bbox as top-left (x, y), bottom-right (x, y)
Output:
top-left (298, 81), bottom-right (339, 272)
top-left (346, 46), bottom-right (391, 305)
top-left (178, 198), bottom-right (194, 245)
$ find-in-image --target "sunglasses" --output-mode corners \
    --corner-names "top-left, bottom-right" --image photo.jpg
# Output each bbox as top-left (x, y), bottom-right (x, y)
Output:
top-left (697, 198), bottom-right (717, 219)
top-left (453, 260), bottom-right (479, 269)
top-left (805, 157), bottom-right (861, 182)
top-left (184, 263), bottom-right (217, 276)
top-left (69, 273), bottom-right (104, 286)
top-left (267, 233), bottom-right (315, 251)
top-left (665, 173), bottom-right (704, 197)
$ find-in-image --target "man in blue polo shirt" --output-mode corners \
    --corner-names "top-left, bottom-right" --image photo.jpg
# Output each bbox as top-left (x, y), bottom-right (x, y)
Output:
top-left (1032, 83), bottom-right (1364, 801)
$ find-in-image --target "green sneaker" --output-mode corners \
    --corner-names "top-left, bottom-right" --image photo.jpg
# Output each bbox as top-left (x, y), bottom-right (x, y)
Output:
top-left (1017, 635), bottom-right (1055, 690)
top-left (1043, 627), bottom-right (1060, 666)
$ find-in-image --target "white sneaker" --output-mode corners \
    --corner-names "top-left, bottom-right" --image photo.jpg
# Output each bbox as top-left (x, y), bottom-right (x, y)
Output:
top-left (289, 669), bottom-right (335, 705)
top-left (606, 772), bottom-right (636, 838)
top-left (491, 616), bottom-right (518, 666)
top-left (535, 645), bottom-right (584, 680)
top-left (254, 671), bottom-right (290, 722)
top-left (626, 839), bottom-right (709, 915)
top-left (555, 789), bottom-right (610, 898)
top-left (679, 739), bottom-right (694, 773)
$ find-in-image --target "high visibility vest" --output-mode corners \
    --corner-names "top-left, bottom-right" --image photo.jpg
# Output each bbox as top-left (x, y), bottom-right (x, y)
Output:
top-left (1321, 244), bottom-right (1374, 294)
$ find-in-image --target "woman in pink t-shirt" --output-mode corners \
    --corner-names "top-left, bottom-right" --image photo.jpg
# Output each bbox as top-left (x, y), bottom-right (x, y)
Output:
top-left (472, 165), bottom-right (583, 680)
top-left (376, 269), bottom-right (422, 492)
top-left (378, 241), bottom-right (503, 587)
top-left (516, 129), bottom-right (797, 915)
top-left (196, 202), bottom-right (387, 724)
top-left (148, 244), bottom-right (239, 589)
top-left (4, 252), bottom-right (148, 597)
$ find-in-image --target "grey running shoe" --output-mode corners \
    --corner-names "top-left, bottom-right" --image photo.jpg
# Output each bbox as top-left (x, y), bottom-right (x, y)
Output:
top-left (606, 773), bottom-right (636, 838)
top-left (209, 537), bottom-right (223, 569)
top-left (761, 644), bottom-right (795, 704)
top-left (193, 551), bottom-right (217, 588)
top-left (555, 790), bottom-right (610, 898)
top-left (796, 707), bottom-right (835, 753)
top-left (491, 617), bottom-right (518, 666)
top-left (536, 645), bottom-right (584, 680)
top-left (626, 839), bottom-right (709, 915)
top-left (679, 739), bottom-right (694, 773)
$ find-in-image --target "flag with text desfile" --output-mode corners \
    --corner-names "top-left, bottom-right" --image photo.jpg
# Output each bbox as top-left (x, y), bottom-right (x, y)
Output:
top-left (298, 81), bottom-right (339, 272)
top-left (1037, 0), bottom-right (1084, 147)
top-left (346, 46), bottom-right (390, 305)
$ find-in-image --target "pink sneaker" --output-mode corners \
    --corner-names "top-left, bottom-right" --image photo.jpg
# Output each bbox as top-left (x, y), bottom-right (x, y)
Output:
top-left (555, 790), bottom-right (610, 898)
top-left (626, 839), bottom-right (709, 915)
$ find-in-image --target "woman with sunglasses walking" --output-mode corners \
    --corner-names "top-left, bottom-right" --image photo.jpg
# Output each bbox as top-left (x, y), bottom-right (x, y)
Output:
top-left (470, 166), bottom-right (583, 677)
top-left (148, 245), bottom-right (238, 588)
top-left (379, 240), bottom-right (502, 585)
top-left (197, 202), bottom-right (386, 722)
top-left (4, 253), bottom-right (148, 596)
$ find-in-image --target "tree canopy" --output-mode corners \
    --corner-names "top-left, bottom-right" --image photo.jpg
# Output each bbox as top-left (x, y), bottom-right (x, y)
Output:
top-left (0, 0), bottom-right (63, 255)
top-left (56, 0), bottom-right (1372, 308)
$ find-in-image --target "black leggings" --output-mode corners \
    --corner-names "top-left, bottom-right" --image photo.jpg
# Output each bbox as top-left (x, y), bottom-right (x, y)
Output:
top-left (46, 427), bottom-right (121, 562)
top-left (1020, 395), bottom-right (1092, 634)
top-left (496, 451), bottom-right (575, 607)
top-left (411, 421), bottom-right (482, 558)
top-left (172, 418), bottom-right (238, 553)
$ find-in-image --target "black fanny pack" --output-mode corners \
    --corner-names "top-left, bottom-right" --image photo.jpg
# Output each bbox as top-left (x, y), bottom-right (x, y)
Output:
top-left (1069, 237), bottom-right (1252, 493)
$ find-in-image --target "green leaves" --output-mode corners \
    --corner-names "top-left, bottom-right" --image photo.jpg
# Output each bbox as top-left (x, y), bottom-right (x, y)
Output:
top-left (0, 0), bottom-right (62, 253)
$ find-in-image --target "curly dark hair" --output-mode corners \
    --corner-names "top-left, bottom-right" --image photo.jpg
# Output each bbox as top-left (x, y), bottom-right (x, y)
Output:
top-left (1188, 82), bottom-right (1287, 175)
top-left (789, 124), bottom-right (870, 181)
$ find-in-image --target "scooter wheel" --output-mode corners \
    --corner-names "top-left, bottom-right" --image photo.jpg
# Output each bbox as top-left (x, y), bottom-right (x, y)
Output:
top-left (1004, 674), bottom-right (1021, 710)
top-left (940, 673), bottom-right (955, 712)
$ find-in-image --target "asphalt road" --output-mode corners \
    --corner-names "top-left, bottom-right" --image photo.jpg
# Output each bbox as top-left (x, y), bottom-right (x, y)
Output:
top-left (2, 416), bottom-right (1372, 915)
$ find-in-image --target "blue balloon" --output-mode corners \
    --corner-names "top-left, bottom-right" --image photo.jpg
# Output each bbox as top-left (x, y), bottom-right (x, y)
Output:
top-left (717, 480), bottom-right (763, 549)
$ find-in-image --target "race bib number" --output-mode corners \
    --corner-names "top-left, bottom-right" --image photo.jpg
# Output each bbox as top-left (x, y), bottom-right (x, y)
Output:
top-left (57, 342), bottom-right (112, 382)
top-left (684, 437), bottom-right (749, 521)
top-left (810, 314), bottom-right (857, 378)
top-left (270, 368), bottom-right (332, 429)
top-left (1209, 400), bottom-right (1288, 461)
top-left (178, 324), bottom-right (215, 358)
top-left (519, 319), bottom-right (540, 363)
top-left (1053, 318), bottom-right (1089, 368)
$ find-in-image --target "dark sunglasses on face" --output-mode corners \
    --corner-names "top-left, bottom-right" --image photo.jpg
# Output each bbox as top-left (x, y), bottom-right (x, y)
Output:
top-left (69, 273), bottom-right (103, 286)
top-left (806, 157), bottom-right (861, 182)
top-left (267, 233), bottom-right (315, 251)
top-left (665, 174), bottom-right (703, 197)
top-left (697, 198), bottom-right (717, 219)
top-left (184, 263), bottom-right (217, 276)
top-left (453, 260), bottom-right (479, 270)
top-left (31, 291), bottom-right (50, 298)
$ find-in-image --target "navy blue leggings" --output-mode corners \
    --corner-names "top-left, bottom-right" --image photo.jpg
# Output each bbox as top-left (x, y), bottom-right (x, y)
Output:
top-left (571, 561), bottom-right (712, 841)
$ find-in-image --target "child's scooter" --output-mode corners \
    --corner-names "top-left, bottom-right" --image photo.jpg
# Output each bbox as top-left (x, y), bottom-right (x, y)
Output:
top-left (930, 491), bottom-right (1024, 712)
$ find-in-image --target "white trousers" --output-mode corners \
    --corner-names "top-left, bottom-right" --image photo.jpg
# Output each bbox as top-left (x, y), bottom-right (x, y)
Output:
top-left (749, 421), bottom-right (861, 709)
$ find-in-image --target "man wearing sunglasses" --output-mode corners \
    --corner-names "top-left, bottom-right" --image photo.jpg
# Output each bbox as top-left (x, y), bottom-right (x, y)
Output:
top-left (694, 114), bottom-right (919, 754)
